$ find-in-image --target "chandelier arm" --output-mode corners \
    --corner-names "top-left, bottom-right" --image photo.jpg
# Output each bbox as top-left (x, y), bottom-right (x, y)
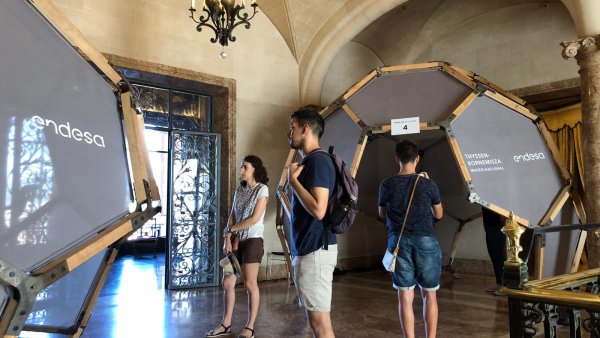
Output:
top-left (190, 9), bottom-right (219, 39)
top-left (229, 7), bottom-right (256, 34)
top-left (234, 4), bottom-right (258, 23)
top-left (189, 7), bottom-right (211, 25)
top-left (188, 2), bottom-right (259, 47)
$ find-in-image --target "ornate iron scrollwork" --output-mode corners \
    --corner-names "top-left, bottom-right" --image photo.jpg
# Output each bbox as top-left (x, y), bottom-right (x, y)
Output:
top-left (583, 314), bottom-right (600, 337)
top-left (543, 304), bottom-right (559, 338)
top-left (521, 302), bottom-right (545, 337)
top-left (168, 132), bottom-right (219, 289)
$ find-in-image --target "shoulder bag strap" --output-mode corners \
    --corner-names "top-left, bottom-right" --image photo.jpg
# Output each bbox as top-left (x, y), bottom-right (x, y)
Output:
top-left (392, 175), bottom-right (420, 256)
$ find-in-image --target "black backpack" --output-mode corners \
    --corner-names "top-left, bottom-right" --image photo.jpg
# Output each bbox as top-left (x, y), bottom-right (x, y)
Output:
top-left (307, 147), bottom-right (359, 249)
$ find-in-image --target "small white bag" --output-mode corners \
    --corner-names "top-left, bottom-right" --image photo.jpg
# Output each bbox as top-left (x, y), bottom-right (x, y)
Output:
top-left (381, 176), bottom-right (420, 272)
top-left (382, 249), bottom-right (396, 272)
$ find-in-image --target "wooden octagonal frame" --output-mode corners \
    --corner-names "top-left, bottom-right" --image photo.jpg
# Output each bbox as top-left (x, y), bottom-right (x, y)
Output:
top-left (0, 1), bottom-right (160, 336)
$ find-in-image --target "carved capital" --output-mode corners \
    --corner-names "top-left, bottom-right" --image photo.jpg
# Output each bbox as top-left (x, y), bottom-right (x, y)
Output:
top-left (561, 34), bottom-right (600, 60)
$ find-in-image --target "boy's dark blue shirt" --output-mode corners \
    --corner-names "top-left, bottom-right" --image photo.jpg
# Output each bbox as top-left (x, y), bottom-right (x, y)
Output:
top-left (290, 151), bottom-right (336, 256)
top-left (378, 174), bottom-right (441, 249)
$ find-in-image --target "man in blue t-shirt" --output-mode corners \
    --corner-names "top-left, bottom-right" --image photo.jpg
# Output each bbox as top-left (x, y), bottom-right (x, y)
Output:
top-left (378, 139), bottom-right (443, 338)
top-left (287, 109), bottom-right (337, 338)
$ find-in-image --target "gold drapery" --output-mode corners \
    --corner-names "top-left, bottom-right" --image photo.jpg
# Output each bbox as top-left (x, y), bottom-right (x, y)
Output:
top-left (539, 103), bottom-right (584, 190)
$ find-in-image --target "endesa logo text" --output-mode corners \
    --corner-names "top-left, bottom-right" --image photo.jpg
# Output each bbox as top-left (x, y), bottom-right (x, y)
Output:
top-left (31, 115), bottom-right (106, 148)
top-left (513, 152), bottom-right (545, 163)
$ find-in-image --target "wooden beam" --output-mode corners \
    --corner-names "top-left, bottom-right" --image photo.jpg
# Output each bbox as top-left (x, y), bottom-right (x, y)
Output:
top-left (570, 231), bottom-right (587, 273)
top-left (350, 135), bottom-right (368, 178)
top-left (442, 64), bottom-right (476, 89)
top-left (449, 92), bottom-right (478, 121)
top-left (372, 124), bottom-right (391, 134)
top-left (31, 211), bottom-right (147, 275)
top-left (534, 236), bottom-right (544, 280)
top-left (278, 150), bottom-right (297, 187)
top-left (447, 136), bottom-right (472, 183)
top-left (571, 189), bottom-right (587, 223)
top-left (380, 62), bottom-right (445, 73)
top-left (341, 104), bottom-right (363, 125)
top-left (484, 90), bottom-right (536, 121)
top-left (72, 248), bottom-right (119, 337)
top-left (539, 185), bottom-right (570, 225)
top-left (343, 70), bottom-right (378, 100)
top-left (121, 92), bottom-right (160, 203)
top-left (277, 189), bottom-right (292, 222)
top-left (486, 203), bottom-right (530, 226)
top-left (0, 297), bottom-right (18, 336)
top-left (472, 73), bottom-right (526, 106)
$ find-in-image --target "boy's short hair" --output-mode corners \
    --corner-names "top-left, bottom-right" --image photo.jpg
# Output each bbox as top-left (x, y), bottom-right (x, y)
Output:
top-left (291, 109), bottom-right (324, 139)
top-left (395, 140), bottom-right (418, 164)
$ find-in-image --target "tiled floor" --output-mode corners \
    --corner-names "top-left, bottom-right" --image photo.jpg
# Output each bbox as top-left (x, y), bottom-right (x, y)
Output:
top-left (23, 254), bottom-right (513, 337)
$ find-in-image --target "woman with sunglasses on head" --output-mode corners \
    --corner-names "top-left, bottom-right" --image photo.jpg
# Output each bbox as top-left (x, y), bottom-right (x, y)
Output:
top-left (206, 155), bottom-right (269, 338)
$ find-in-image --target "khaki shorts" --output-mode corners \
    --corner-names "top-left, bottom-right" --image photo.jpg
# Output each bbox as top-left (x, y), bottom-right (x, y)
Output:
top-left (292, 245), bottom-right (338, 312)
top-left (235, 238), bottom-right (264, 264)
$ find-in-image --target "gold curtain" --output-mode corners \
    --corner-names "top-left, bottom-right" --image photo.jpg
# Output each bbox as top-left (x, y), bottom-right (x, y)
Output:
top-left (539, 103), bottom-right (584, 190)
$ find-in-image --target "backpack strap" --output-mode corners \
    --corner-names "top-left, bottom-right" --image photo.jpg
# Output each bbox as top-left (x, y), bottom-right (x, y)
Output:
top-left (304, 147), bottom-right (340, 251)
top-left (304, 148), bottom-right (337, 250)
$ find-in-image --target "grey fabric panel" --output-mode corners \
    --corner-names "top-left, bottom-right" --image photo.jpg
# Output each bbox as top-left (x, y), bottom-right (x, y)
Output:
top-left (355, 137), bottom-right (396, 218)
top-left (450, 95), bottom-right (564, 225)
top-left (321, 107), bottom-right (363, 166)
top-left (399, 130), bottom-right (480, 220)
top-left (356, 131), bottom-right (478, 222)
top-left (346, 69), bottom-right (472, 126)
top-left (25, 249), bottom-right (108, 330)
top-left (0, 1), bottom-right (131, 271)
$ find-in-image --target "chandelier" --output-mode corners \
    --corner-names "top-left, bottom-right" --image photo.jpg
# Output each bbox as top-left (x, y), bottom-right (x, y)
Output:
top-left (189, 0), bottom-right (259, 50)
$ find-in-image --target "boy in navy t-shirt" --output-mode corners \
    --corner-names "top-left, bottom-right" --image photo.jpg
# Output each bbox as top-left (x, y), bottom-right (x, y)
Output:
top-left (378, 139), bottom-right (443, 338)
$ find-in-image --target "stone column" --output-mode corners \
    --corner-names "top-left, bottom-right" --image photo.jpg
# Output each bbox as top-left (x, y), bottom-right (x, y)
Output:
top-left (562, 35), bottom-right (600, 267)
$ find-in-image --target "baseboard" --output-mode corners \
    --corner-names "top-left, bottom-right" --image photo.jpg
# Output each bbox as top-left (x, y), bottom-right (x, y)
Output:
top-left (259, 255), bottom-right (496, 281)
top-left (448, 258), bottom-right (495, 277)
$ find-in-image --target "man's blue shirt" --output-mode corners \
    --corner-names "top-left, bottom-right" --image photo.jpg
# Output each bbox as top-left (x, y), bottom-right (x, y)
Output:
top-left (290, 151), bottom-right (337, 256)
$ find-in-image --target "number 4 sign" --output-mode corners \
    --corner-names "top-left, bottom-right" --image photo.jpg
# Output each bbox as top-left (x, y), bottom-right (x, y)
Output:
top-left (391, 117), bottom-right (420, 135)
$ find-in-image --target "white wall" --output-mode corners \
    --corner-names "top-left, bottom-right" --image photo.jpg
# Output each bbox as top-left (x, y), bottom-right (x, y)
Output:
top-left (408, 2), bottom-right (580, 90)
top-left (320, 42), bottom-right (384, 107)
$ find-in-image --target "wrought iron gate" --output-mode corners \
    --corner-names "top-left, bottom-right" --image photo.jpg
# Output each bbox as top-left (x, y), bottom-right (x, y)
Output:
top-left (167, 131), bottom-right (220, 289)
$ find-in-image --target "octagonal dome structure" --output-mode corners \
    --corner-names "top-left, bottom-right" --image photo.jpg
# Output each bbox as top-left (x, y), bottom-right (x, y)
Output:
top-left (312, 62), bottom-right (569, 226)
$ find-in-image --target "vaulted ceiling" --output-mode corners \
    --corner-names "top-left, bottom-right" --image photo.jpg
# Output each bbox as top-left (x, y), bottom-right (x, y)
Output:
top-left (256, 0), bottom-right (586, 104)
top-left (258, 0), bottom-right (349, 62)
top-left (258, 0), bottom-right (408, 104)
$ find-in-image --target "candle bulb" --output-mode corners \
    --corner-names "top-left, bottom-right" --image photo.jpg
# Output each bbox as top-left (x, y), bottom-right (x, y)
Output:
top-left (191, 0), bottom-right (196, 9)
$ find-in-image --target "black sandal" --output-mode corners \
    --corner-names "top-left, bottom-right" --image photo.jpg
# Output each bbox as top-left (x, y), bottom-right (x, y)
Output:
top-left (238, 326), bottom-right (255, 338)
top-left (206, 323), bottom-right (232, 337)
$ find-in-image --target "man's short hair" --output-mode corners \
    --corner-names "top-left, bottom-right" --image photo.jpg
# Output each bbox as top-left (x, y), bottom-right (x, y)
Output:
top-left (291, 109), bottom-right (324, 139)
top-left (395, 140), bottom-right (418, 164)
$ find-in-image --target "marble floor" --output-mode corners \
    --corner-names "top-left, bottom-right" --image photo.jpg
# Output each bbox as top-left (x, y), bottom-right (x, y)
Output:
top-left (23, 254), bottom-right (514, 337)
